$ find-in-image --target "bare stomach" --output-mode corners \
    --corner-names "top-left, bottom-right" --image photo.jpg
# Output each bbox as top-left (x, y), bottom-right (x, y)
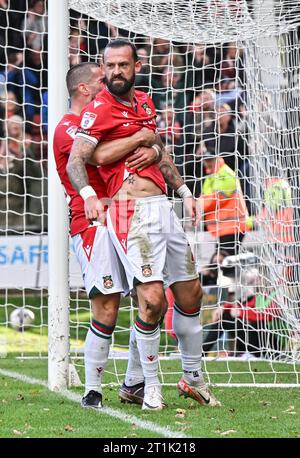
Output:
top-left (113, 174), bottom-right (163, 200)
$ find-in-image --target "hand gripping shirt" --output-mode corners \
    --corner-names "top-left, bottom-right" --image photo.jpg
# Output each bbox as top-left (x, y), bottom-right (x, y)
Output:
top-left (76, 87), bottom-right (166, 198)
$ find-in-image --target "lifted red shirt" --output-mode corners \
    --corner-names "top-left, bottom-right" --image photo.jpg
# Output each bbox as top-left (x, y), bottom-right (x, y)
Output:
top-left (53, 113), bottom-right (107, 236)
top-left (76, 87), bottom-right (166, 198)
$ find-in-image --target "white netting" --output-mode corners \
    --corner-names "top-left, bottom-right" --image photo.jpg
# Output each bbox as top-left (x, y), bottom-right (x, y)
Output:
top-left (61, 1), bottom-right (300, 382)
top-left (69, 0), bottom-right (300, 43)
top-left (1, 0), bottom-right (300, 386)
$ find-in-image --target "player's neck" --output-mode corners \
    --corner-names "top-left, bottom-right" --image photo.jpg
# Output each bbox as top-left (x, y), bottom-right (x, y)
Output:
top-left (119, 88), bottom-right (134, 103)
top-left (69, 97), bottom-right (89, 116)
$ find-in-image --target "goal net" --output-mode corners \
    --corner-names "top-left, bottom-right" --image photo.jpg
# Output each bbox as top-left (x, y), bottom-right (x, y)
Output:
top-left (1, 0), bottom-right (300, 388)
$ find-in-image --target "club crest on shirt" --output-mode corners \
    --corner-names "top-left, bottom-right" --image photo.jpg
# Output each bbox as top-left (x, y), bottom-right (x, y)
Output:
top-left (141, 264), bottom-right (152, 277)
top-left (141, 102), bottom-right (152, 116)
top-left (103, 275), bottom-right (114, 289)
top-left (81, 111), bottom-right (97, 129)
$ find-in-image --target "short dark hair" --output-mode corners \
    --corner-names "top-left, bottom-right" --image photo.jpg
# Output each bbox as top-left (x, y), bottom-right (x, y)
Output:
top-left (66, 62), bottom-right (99, 97)
top-left (104, 39), bottom-right (138, 62)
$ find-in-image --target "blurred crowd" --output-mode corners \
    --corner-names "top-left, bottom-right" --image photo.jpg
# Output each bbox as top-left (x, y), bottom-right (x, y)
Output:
top-left (0, 0), bottom-right (47, 232)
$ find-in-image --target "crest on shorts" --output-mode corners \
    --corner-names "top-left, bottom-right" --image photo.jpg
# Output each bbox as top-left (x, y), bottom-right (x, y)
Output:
top-left (103, 275), bottom-right (114, 289)
top-left (81, 111), bottom-right (97, 129)
top-left (141, 264), bottom-right (152, 277)
top-left (141, 102), bottom-right (153, 116)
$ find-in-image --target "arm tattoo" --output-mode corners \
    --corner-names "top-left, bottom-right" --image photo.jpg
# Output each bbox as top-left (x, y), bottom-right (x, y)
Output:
top-left (159, 151), bottom-right (184, 191)
top-left (155, 133), bottom-right (184, 191)
top-left (67, 137), bottom-right (96, 193)
top-left (128, 174), bottom-right (136, 185)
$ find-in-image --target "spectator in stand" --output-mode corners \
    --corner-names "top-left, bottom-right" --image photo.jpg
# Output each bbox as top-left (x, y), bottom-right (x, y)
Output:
top-left (0, 116), bottom-right (26, 230)
top-left (197, 146), bottom-right (251, 256)
top-left (0, 114), bottom-right (46, 231)
top-left (157, 105), bottom-right (184, 175)
top-left (135, 47), bottom-right (151, 92)
top-left (152, 66), bottom-right (191, 125)
top-left (187, 44), bottom-right (216, 90)
top-left (150, 38), bottom-right (172, 75)
top-left (69, 27), bottom-right (87, 66)
top-left (1, 51), bottom-right (40, 121)
top-left (204, 103), bottom-right (243, 171)
top-left (6, 114), bottom-right (23, 142)
top-left (150, 38), bottom-right (185, 94)
top-left (215, 77), bottom-right (242, 109)
top-left (22, 0), bottom-right (47, 51)
top-left (0, 0), bottom-right (8, 66)
top-left (183, 90), bottom-right (216, 193)
top-left (184, 89), bottom-right (216, 155)
top-left (220, 42), bottom-right (244, 84)
top-left (2, 90), bottom-right (22, 119)
top-left (0, 0), bottom-right (28, 63)
top-left (157, 105), bottom-right (182, 147)
top-left (159, 45), bottom-right (185, 72)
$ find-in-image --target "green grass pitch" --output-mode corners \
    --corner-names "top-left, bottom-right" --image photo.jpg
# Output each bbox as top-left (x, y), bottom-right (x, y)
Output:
top-left (1, 295), bottom-right (300, 438)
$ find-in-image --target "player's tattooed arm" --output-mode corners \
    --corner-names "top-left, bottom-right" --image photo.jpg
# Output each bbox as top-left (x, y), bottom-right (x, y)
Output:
top-left (67, 137), bottom-right (96, 193)
top-left (67, 137), bottom-right (104, 222)
top-left (156, 134), bottom-right (184, 191)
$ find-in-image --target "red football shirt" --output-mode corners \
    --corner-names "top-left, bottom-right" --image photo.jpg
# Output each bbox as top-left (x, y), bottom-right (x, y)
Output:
top-left (53, 113), bottom-right (108, 236)
top-left (76, 87), bottom-right (166, 198)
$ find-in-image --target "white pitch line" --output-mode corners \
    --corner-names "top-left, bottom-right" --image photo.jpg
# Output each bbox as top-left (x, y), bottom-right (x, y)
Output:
top-left (0, 368), bottom-right (187, 439)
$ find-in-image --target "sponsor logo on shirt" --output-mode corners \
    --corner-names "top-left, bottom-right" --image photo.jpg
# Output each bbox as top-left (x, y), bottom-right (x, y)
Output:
top-left (81, 111), bottom-right (97, 129)
top-left (77, 128), bottom-right (92, 136)
top-left (66, 126), bottom-right (77, 139)
top-left (121, 110), bottom-right (129, 118)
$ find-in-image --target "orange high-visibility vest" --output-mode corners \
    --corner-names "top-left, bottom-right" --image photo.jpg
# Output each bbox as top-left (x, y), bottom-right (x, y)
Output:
top-left (200, 161), bottom-right (250, 238)
top-left (258, 177), bottom-right (294, 244)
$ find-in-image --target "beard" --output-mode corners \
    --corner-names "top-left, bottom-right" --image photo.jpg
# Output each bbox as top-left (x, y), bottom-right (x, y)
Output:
top-left (106, 74), bottom-right (135, 96)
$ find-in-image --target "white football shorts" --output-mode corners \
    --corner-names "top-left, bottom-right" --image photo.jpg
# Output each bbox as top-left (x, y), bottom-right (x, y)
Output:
top-left (72, 224), bottom-right (129, 298)
top-left (107, 194), bottom-right (198, 289)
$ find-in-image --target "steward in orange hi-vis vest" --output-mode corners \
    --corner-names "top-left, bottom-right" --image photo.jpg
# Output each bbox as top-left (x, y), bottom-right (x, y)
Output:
top-left (198, 154), bottom-right (250, 238)
top-left (258, 177), bottom-right (294, 244)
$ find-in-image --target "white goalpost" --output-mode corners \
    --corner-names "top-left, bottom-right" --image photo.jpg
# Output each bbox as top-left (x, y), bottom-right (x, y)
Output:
top-left (1, 0), bottom-right (300, 391)
top-left (47, 0), bottom-right (69, 391)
